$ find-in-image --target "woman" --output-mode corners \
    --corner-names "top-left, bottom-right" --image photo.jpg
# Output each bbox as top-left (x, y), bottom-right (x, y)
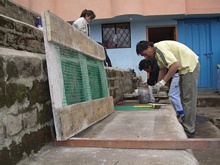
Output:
top-left (72, 9), bottom-right (96, 36)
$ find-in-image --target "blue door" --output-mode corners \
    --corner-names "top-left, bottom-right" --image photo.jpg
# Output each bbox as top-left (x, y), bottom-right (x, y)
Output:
top-left (178, 20), bottom-right (212, 88)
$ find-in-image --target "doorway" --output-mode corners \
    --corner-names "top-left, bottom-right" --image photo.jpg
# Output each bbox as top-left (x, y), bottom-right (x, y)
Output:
top-left (147, 26), bottom-right (177, 42)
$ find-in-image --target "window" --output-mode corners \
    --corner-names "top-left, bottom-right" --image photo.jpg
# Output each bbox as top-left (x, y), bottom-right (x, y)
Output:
top-left (102, 22), bottom-right (131, 49)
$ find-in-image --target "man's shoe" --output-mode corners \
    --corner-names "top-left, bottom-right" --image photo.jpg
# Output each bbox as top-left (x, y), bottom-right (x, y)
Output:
top-left (185, 130), bottom-right (195, 138)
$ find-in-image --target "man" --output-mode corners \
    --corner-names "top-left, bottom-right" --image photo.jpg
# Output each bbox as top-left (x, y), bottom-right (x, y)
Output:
top-left (136, 40), bottom-right (200, 138)
top-left (139, 58), bottom-right (159, 86)
top-left (35, 16), bottom-right (43, 30)
top-left (139, 59), bottom-right (184, 122)
top-left (97, 42), bottom-right (112, 67)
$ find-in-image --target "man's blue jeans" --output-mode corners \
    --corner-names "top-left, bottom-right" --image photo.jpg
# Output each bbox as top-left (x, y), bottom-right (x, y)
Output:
top-left (168, 73), bottom-right (184, 114)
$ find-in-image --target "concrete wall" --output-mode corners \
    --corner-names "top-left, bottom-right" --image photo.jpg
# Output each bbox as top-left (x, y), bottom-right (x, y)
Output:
top-left (0, 1), bottom-right (134, 164)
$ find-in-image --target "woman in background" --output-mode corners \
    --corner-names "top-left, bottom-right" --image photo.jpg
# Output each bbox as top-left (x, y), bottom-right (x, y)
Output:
top-left (72, 9), bottom-right (96, 36)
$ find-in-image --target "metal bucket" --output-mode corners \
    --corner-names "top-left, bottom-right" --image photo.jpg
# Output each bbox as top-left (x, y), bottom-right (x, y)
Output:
top-left (138, 87), bottom-right (150, 104)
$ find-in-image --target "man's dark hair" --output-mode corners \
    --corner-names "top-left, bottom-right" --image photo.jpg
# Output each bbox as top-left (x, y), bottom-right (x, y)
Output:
top-left (136, 41), bottom-right (154, 55)
top-left (138, 58), bottom-right (159, 86)
top-left (138, 59), bottom-right (151, 71)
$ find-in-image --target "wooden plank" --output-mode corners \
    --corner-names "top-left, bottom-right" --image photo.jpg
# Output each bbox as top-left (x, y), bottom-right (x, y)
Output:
top-left (54, 138), bottom-right (220, 149)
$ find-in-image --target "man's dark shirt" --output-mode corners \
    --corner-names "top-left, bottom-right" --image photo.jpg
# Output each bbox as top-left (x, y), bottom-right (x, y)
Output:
top-left (147, 58), bottom-right (159, 86)
top-left (103, 47), bottom-right (112, 67)
top-left (97, 42), bottom-right (112, 67)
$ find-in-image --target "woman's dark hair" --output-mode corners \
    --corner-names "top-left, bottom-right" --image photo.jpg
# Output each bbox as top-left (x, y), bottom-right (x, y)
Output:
top-left (136, 41), bottom-right (154, 55)
top-left (80, 9), bottom-right (96, 19)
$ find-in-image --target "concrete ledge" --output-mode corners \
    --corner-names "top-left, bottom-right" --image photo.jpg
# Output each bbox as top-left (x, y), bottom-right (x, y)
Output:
top-left (197, 90), bottom-right (220, 107)
top-left (197, 98), bottom-right (220, 107)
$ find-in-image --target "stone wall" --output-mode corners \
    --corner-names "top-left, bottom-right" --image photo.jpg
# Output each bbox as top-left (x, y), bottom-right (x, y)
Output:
top-left (0, 0), bottom-right (39, 26)
top-left (0, 2), bottom-right (53, 164)
top-left (106, 67), bottom-right (133, 104)
top-left (0, 14), bottom-right (44, 54)
top-left (0, 48), bottom-right (53, 165)
top-left (0, 1), bottom-right (134, 164)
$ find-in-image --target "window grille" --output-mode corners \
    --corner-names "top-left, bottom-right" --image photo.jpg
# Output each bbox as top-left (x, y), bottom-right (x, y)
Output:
top-left (102, 22), bottom-right (131, 49)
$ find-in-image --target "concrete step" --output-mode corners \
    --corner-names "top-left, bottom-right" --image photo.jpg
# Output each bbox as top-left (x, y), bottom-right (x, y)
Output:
top-left (197, 90), bottom-right (220, 129)
top-left (197, 90), bottom-right (220, 107)
top-left (193, 107), bottom-right (220, 165)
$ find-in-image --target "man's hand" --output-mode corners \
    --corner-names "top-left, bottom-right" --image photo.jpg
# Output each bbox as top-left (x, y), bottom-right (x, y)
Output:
top-left (153, 79), bottom-right (166, 93)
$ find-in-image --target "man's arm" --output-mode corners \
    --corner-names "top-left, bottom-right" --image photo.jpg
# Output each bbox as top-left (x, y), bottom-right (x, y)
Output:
top-left (158, 67), bottom-right (167, 82)
top-left (153, 61), bottom-right (179, 92)
top-left (163, 61), bottom-right (179, 83)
